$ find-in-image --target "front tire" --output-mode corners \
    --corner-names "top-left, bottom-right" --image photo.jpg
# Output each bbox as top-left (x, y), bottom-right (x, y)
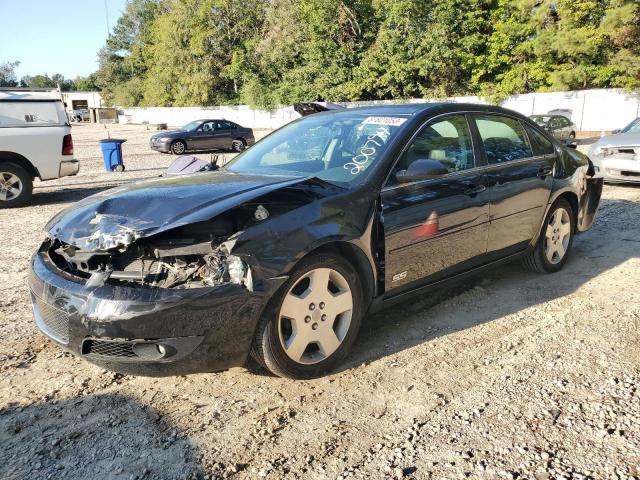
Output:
top-left (522, 198), bottom-right (575, 273)
top-left (0, 163), bottom-right (33, 209)
top-left (251, 253), bottom-right (364, 379)
top-left (170, 140), bottom-right (187, 155)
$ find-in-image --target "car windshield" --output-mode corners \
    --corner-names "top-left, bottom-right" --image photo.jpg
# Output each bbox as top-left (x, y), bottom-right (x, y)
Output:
top-left (181, 120), bottom-right (202, 131)
top-left (223, 112), bottom-right (409, 186)
top-left (621, 118), bottom-right (640, 133)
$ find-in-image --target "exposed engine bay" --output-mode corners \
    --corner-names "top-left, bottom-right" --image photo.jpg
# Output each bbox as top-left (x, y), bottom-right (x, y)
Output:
top-left (45, 203), bottom-right (276, 290)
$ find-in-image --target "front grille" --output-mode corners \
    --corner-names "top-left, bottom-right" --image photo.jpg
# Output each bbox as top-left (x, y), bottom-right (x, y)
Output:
top-left (83, 339), bottom-right (137, 358)
top-left (31, 294), bottom-right (70, 344)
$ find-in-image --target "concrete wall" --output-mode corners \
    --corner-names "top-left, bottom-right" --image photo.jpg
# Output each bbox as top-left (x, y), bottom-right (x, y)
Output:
top-left (119, 88), bottom-right (640, 132)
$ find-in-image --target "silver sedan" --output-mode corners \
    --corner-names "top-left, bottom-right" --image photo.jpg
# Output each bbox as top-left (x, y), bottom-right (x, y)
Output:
top-left (588, 118), bottom-right (640, 183)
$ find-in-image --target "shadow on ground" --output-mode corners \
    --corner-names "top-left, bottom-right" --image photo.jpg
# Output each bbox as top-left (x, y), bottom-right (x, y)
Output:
top-left (0, 393), bottom-right (204, 480)
top-left (335, 196), bottom-right (640, 373)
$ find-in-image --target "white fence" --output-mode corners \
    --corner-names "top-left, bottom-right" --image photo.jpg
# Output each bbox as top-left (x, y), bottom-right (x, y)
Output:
top-left (119, 88), bottom-right (640, 132)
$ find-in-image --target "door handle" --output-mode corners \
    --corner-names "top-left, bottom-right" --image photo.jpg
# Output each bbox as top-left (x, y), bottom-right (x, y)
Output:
top-left (537, 167), bottom-right (553, 178)
top-left (463, 184), bottom-right (486, 196)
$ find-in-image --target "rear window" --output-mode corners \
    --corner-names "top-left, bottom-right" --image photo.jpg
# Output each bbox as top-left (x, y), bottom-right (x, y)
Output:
top-left (0, 101), bottom-right (66, 127)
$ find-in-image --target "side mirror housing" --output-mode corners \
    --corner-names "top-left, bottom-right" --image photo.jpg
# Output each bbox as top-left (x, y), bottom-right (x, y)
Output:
top-left (396, 159), bottom-right (449, 183)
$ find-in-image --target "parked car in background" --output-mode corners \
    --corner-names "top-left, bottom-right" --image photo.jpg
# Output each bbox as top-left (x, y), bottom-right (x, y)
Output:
top-left (150, 119), bottom-right (255, 155)
top-left (530, 115), bottom-right (576, 140)
top-left (31, 103), bottom-right (603, 379)
top-left (588, 117), bottom-right (640, 183)
top-left (0, 89), bottom-right (79, 208)
top-left (547, 109), bottom-right (573, 120)
top-left (70, 108), bottom-right (90, 122)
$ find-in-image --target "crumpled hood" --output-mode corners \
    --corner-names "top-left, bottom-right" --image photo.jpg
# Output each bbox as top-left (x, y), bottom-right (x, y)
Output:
top-left (46, 171), bottom-right (307, 251)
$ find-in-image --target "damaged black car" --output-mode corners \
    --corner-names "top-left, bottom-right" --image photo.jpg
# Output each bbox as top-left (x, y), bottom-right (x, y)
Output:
top-left (29, 104), bottom-right (603, 379)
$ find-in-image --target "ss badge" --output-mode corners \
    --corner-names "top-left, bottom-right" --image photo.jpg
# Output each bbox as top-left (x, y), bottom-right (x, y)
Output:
top-left (392, 271), bottom-right (407, 283)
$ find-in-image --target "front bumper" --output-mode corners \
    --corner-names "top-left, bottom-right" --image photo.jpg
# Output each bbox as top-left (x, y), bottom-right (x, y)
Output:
top-left (150, 138), bottom-right (172, 153)
top-left (59, 160), bottom-right (80, 177)
top-left (28, 248), bottom-right (285, 376)
top-left (592, 156), bottom-right (640, 183)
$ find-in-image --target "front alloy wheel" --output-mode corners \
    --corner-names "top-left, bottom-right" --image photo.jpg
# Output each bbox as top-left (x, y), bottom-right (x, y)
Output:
top-left (171, 140), bottom-right (186, 155)
top-left (278, 268), bottom-right (353, 365)
top-left (252, 253), bottom-right (363, 379)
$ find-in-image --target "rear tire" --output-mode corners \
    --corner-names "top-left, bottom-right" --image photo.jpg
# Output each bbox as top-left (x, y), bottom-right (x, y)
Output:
top-left (522, 198), bottom-right (575, 273)
top-left (0, 163), bottom-right (33, 209)
top-left (231, 138), bottom-right (246, 152)
top-left (251, 253), bottom-right (363, 379)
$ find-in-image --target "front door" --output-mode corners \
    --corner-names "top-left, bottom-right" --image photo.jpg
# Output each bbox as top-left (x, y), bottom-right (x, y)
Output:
top-left (382, 114), bottom-right (490, 292)
top-left (470, 114), bottom-right (555, 257)
top-left (188, 121), bottom-right (216, 150)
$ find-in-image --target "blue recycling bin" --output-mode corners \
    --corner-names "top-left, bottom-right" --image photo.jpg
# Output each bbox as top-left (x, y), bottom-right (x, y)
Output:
top-left (99, 139), bottom-right (126, 172)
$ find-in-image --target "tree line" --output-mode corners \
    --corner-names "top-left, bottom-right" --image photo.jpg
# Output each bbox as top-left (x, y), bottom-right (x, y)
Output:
top-left (9, 0), bottom-right (640, 108)
top-left (0, 61), bottom-right (99, 92)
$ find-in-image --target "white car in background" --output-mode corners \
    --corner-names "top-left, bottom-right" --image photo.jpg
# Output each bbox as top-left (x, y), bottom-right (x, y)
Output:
top-left (588, 118), bottom-right (640, 183)
top-left (0, 89), bottom-right (79, 207)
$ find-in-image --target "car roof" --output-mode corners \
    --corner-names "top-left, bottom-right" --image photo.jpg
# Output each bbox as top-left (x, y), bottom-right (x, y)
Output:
top-left (321, 102), bottom-right (525, 117)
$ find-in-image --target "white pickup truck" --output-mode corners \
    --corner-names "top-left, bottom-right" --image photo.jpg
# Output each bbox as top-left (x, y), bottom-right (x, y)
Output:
top-left (0, 89), bottom-right (79, 208)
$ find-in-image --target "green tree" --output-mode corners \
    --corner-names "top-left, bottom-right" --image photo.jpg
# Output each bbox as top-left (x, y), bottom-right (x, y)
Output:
top-left (0, 61), bottom-right (21, 87)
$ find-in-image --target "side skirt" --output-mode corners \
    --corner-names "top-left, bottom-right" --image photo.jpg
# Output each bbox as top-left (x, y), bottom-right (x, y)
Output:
top-left (366, 249), bottom-right (528, 315)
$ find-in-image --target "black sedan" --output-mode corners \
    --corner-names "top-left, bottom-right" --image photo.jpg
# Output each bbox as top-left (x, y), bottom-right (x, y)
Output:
top-left (30, 104), bottom-right (602, 379)
top-left (150, 119), bottom-right (255, 155)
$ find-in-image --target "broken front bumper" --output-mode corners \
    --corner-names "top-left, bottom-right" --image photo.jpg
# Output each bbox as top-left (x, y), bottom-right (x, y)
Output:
top-left (28, 248), bottom-right (285, 376)
top-left (592, 155), bottom-right (640, 183)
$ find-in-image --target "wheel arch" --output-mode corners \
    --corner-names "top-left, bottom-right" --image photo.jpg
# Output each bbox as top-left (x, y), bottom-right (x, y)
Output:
top-left (294, 241), bottom-right (376, 305)
top-left (0, 151), bottom-right (40, 179)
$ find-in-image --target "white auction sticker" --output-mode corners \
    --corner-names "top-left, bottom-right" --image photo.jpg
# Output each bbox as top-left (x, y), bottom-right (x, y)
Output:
top-left (363, 116), bottom-right (407, 126)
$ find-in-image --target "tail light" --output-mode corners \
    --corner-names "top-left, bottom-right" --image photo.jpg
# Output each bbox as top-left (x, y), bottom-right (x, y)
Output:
top-left (62, 134), bottom-right (74, 155)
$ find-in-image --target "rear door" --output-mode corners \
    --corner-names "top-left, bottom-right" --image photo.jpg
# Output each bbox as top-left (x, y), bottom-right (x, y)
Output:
top-left (470, 114), bottom-right (555, 257)
top-left (212, 120), bottom-right (235, 149)
top-left (382, 113), bottom-right (490, 292)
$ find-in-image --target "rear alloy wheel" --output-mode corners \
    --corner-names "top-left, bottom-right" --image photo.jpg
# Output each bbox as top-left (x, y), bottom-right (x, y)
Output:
top-left (170, 140), bottom-right (186, 155)
top-left (252, 253), bottom-right (363, 379)
top-left (569, 132), bottom-right (576, 139)
top-left (231, 138), bottom-right (246, 152)
top-left (0, 163), bottom-right (33, 209)
top-left (522, 198), bottom-right (575, 273)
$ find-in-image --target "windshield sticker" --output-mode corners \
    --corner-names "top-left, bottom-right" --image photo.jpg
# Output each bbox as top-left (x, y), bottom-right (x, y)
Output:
top-left (344, 127), bottom-right (389, 175)
top-left (363, 116), bottom-right (407, 126)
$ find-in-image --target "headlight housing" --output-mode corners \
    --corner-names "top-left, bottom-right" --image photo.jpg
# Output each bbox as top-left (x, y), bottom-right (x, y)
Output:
top-left (594, 146), bottom-right (614, 157)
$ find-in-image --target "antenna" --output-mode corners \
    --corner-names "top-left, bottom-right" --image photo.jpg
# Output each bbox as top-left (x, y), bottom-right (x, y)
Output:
top-left (104, 0), bottom-right (110, 34)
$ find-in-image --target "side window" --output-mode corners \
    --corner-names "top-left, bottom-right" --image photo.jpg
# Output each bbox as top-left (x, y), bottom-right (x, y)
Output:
top-left (473, 114), bottom-right (533, 164)
top-left (216, 121), bottom-right (232, 131)
top-left (201, 121), bottom-right (215, 132)
top-left (388, 114), bottom-right (474, 185)
top-left (523, 123), bottom-right (555, 155)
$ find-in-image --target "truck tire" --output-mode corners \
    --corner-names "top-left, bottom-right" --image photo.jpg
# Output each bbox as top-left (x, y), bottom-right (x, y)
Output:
top-left (0, 163), bottom-right (33, 208)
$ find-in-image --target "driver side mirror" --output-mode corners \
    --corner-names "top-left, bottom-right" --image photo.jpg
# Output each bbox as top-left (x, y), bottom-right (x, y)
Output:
top-left (396, 159), bottom-right (449, 183)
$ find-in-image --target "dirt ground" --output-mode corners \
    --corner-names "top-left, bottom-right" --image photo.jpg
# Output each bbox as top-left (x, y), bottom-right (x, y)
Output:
top-left (0, 123), bottom-right (638, 480)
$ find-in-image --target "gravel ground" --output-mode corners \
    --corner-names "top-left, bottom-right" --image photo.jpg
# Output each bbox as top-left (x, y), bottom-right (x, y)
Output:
top-left (0, 124), bottom-right (638, 480)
